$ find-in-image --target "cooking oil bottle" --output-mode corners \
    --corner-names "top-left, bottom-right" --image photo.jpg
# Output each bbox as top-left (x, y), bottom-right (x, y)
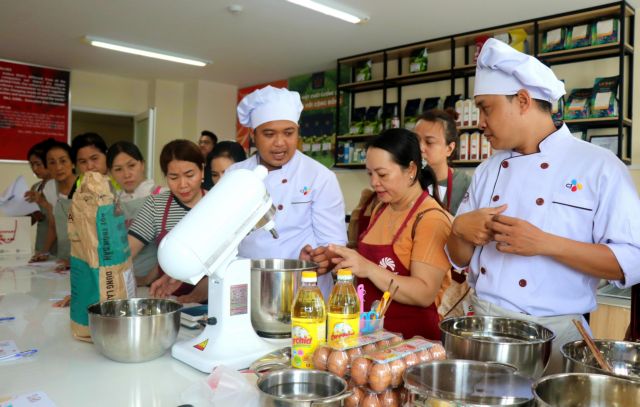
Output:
top-left (291, 271), bottom-right (326, 369)
top-left (327, 268), bottom-right (360, 346)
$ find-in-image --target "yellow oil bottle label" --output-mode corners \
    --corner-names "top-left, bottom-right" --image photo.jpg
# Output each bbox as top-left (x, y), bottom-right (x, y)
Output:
top-left (327, 313), bottom-right (359, 345)
top-left (291, 318), bottom-right (326, 369)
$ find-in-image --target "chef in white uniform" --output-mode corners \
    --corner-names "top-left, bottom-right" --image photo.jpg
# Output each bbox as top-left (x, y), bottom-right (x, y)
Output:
top-left (230, 85), bottom-right (347, 298)
top-left (447, 39), bottom-right (640, 373)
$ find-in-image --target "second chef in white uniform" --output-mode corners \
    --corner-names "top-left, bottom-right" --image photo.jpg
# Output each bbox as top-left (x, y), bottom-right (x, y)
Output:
top-left (447, 39), bottom-right (640, 373)
top-left (230, 85), bottom-right (347, 298)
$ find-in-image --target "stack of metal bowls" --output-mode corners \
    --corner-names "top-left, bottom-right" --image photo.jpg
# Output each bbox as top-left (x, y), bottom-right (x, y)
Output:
top-left (440, 316), bottom-right (555, 378)
top-left (562, 339), bottom-right (640, 382)
top-left (250, 259), bottom-right (318, 339)
top-left (403, 359), bottom-right (535, 406)
top-left (533, 373), bottom-right (640, 406)
top-left (88, 298), bottom-right (182, 362)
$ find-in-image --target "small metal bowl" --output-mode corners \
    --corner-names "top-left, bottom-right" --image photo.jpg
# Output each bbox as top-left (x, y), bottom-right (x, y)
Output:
top-left (440, 316), bottom-right (555, 379)
top-left (256, 369), bottom-right (352, 406)
top-left (88, 298), bottom-right (182, 362)
top-left (533, 373), bottom-right (640, 406)
top-left (562, 339), bottom-right (640, 381)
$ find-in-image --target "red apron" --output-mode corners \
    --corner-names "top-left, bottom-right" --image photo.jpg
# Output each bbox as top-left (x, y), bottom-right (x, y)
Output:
top-left (444, 167), bottom-right (453, 212)
top-left (357, 193), bottom-right (377, 242)
top-left (156, 193), bottom-right (198, 297)
top-left (357, 190), bottom-right (441, 340)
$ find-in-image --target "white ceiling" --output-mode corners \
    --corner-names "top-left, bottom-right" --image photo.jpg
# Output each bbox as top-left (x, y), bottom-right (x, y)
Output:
top-left (0, 0), bottom-right (634, 87)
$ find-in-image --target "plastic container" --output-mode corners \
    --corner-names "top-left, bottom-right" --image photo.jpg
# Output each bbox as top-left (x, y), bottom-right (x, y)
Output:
top-left (360, 315), bottom-right (384, 334)
top-left (291, 271), bottom-right (326, 369)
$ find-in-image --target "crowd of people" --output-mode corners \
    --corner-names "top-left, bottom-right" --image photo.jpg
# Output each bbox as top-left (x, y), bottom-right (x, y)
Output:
top-left (15, 38), bottom-right (640, 374)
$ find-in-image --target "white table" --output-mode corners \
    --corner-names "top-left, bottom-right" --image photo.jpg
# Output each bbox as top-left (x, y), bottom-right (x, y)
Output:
top-left (0, 257), bottom-right (211, 406)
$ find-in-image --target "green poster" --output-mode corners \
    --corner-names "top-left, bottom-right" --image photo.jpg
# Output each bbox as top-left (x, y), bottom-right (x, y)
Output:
top-left (288, 69), bottom-right (350, 168)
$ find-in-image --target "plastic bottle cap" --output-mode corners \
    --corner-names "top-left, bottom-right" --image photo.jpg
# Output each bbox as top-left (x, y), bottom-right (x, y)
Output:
top-left (336, 268), bottom-right (353, 280)
top-left (301, 271), bottom-right (317, 282)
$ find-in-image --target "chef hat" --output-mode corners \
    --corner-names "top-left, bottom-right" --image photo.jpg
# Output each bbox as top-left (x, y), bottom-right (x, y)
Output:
top-left (237, 85), bottom-right (303, 129)
top-left (474, 38), bottom-right (565, 103)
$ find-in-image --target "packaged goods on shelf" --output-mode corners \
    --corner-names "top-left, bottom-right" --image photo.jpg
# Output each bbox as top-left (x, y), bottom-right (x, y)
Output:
top-left (350, 107), bottom-right (367, 135)
top-left (363, 106), bottom-right (382, 135)
top-left (409, 48), bottom-right (428, 73)
top-left (564, 88), bottom-right (592, 120)
top-left (565, 23), bottom-right (592, 49)
top-left (469, 132), bottom-right (481, 160)
top-left (570, 130), bottom-right (586, 140)
top-left (552, 80), bottom-right (565, 122)
top-left (382, 103), bottom-right (399, 129)
top-left (590, 76), bottom-right (619, 118)
top-left (403, 99), bottom-right (421, 131)
top-left (474, 35), bottom-right (491, 64)
top-left (463, 99), bottom-right (474, 127)
top-left (443, 94), bottom-right (462, 110)
top-left (508, 28), bottom-right (529, 53)
top-left (422, 97), bottom-right (440, 113)
top-left (542, 27), bottom-right (566, 52)
top-left (481, 134), bottom-right (492, 160)
top-left (458, 132), bottom-right (470, 160)
top-left (592, 18), bottom-right (619, 45)
top-left (454, 100), bottom-right (464, 127)
top-left (471, 103), bottom-right (479, 127)
top-left (355, 59), bottom-right (372, 82)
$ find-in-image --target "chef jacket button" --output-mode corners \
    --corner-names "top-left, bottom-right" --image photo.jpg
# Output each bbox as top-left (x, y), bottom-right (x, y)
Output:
top-left (480, 267), bottom-right (486, 275)
top-left (540, 162), bottom-right (549, 169)
top-left (501, 160), bottom-right (509, 168)
top-left (277, 204), bottom-right (284, 210)
top-left (492, 195), bottom-right (500, 202)
top-left (536, 198), bottom-right (544, 206)
top-left (519, 279), bottom-right (527, 287)
top-left (282, 178), bottom-right (288, 184)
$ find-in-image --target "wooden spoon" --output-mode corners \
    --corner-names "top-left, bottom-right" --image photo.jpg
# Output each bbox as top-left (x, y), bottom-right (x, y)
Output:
top-left (572, 319), bottom-right (613, 373)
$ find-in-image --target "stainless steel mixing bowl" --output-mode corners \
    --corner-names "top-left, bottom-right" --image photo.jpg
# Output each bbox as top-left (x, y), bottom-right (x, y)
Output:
top-left (88, 298), bottom-right (182, 362)
top-left (440, 316), bottom-right (555, 378)
top-left (533, 373), bottom-right (640, 406)
top-left (562, 339), bottom-right (640, 382)
top-left (403, 359), bottom-right (534, 406)
top-left (251, 259), bottom-right (318, 338)
top-left (256, 369), bottom-right (351, 406)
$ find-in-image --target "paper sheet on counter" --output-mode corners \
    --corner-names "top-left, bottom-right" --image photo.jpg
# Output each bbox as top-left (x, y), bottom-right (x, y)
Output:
top-left (0, 391), bottom-right (57, 407)
top-left (0, 176), bottom-right (39, 217)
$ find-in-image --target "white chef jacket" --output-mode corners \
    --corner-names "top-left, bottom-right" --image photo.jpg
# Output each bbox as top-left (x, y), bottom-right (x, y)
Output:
top-left (228, 151), bottom-right (347, 298)
top-left (451, 123), bottom-right (640, 316)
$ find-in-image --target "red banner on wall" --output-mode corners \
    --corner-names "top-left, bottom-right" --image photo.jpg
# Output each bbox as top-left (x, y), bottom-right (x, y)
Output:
top-left (0, 60), bottom-right (70, 161)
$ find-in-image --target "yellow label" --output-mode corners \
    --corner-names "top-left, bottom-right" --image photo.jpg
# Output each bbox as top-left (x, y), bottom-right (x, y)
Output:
top-left (327, 313), bottom-right (359, 345)
top-left (291, 318), bottom-right (326, 369)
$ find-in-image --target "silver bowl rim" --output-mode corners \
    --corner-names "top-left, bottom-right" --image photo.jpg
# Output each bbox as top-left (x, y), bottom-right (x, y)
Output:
top-left (250, 258), bottom-right (319, 272)
top-left (561, 339), bottom-right (640, 379)
top-left (87, 297), bottom-right (183, 319)
top-left (256, 368), bottom-right (348, 401)
top-left (533, 372), bottom-right (639, 389)
top-left (439, 316), bottom-right (556, 345)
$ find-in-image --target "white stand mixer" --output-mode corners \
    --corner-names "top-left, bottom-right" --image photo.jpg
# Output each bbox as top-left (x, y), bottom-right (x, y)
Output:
top-left (157, 166), bottom-right (281, 373)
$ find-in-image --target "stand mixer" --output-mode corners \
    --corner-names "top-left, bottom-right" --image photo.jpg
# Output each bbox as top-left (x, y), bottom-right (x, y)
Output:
top-left (157, 165), bottom-right (281, 373)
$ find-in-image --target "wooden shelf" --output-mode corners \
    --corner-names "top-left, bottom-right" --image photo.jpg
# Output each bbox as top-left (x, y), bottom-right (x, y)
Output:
top-left (565, 117), bottom-right (632, 128)
top-left (335, 163), bottom-right (365, 168)
top-left (387, 68), bottom-right (452, 86)
top-left (337, 133), bottom-right (376, 140)
top-left (338, 52), bottom-right (385, 65)
top-left (537, 4), bottom-right (634, 31)
top-left (458, 126), bottom-right (480, 132)
top-left (454, 23), bottom-right (534, 47)
top-left (338, 78), bottom-right (385, 92)
top-left (386, 38), bottom-right (451, 59)
top-left (538, 42), bottom-right (633, 65)
top-left (451, 160), bottom-right (484, 167)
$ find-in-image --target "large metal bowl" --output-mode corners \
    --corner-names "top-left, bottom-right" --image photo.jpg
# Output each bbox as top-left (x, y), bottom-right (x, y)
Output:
top-left (251, 259), bottom-right (318, 338)
top-left (256, 369), bottom-right (351, 406)
top-left (88, 298), bottom-right (182, 362)
top-left (562, 340), bottom-right (640, 382)
top-left (403, 360), bottom-right (534, 406)
top-left (440, 316), bottom-right (555, 379)
top-left (533, 373), bottom-right (640, 406)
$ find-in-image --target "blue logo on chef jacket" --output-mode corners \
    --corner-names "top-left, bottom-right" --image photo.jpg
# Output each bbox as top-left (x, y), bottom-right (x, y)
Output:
top-left (300, 186), bottom-right (311, 196)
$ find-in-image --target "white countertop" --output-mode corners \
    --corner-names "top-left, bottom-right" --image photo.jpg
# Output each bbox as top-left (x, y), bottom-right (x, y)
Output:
top-left (0, 257), bottom-right (214, 407)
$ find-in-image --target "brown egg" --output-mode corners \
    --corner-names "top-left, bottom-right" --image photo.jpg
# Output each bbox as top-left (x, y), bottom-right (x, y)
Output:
top-left (344, 385), bottom-right (364, 407)
top-left (312, 345), bottom-right (331, 370)
top-left (380, 388), bottom-right (400, 407)
top-left (363, 343), bottom-right (377, 353)
top-left (327, 350), bottom-right (349, 377)
top-left (346, 346), bottom-right (362, 360)
top-left (361, 391), bottom-right (381, 407)
top-left (429, 343), bottom-right (447, 360)
top-left (369, 362), bottom-right (392, 392)
top-left (376, 339), bottom-right (391, 350)
top-left (403, 352), bottom-right (419, 367)
top-left (418, 349), bottom-right (432, 363)
top-left (388, 358), bottom-right (406, 387)
top-left (390, 335), bottom-right (403, 344)
top-left (350, 357), bottom-right (372, 386)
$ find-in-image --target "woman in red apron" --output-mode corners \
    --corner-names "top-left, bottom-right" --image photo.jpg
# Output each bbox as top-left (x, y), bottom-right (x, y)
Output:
top-left (127, 140), bottom-right (206, 302)
top-left (414, 109), bottom-right (472, 216)
top-left (331, 129), bottom-right (452, 340)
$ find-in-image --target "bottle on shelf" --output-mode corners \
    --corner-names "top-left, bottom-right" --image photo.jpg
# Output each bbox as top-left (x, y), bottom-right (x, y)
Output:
top-left (291, 271), bottom-right (326, 369)
top-left (327, 268), bottom-right (360, 346)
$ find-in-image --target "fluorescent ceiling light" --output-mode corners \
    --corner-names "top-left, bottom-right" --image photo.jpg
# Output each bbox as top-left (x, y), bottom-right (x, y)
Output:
top-left (286, 0), bottom-right (368, 24)
top-left (84, 36), bottom-right (210, 67)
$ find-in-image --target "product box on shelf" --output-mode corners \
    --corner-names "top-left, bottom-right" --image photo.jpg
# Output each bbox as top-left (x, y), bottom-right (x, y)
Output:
top-left (564, 88), bottom-right (592, 120)
top-left (590, 76), bottom-right (619, 118)
top-left (409, 48), bottom-right (428, 73)
top-left (350, 107), bottom-right (367, 135)
top-left (363, 106), bottom-right (382, 135)
top-left (469, 132), bottom-right (481, 160)
top-left (542, 27), bottom-right (567, 52)
top-left (355, 60), bottom-right (372, 82)
top-left (458, 132), bottom-right (470, 160)
top-left (403, 99), bottom-right (421, 131)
